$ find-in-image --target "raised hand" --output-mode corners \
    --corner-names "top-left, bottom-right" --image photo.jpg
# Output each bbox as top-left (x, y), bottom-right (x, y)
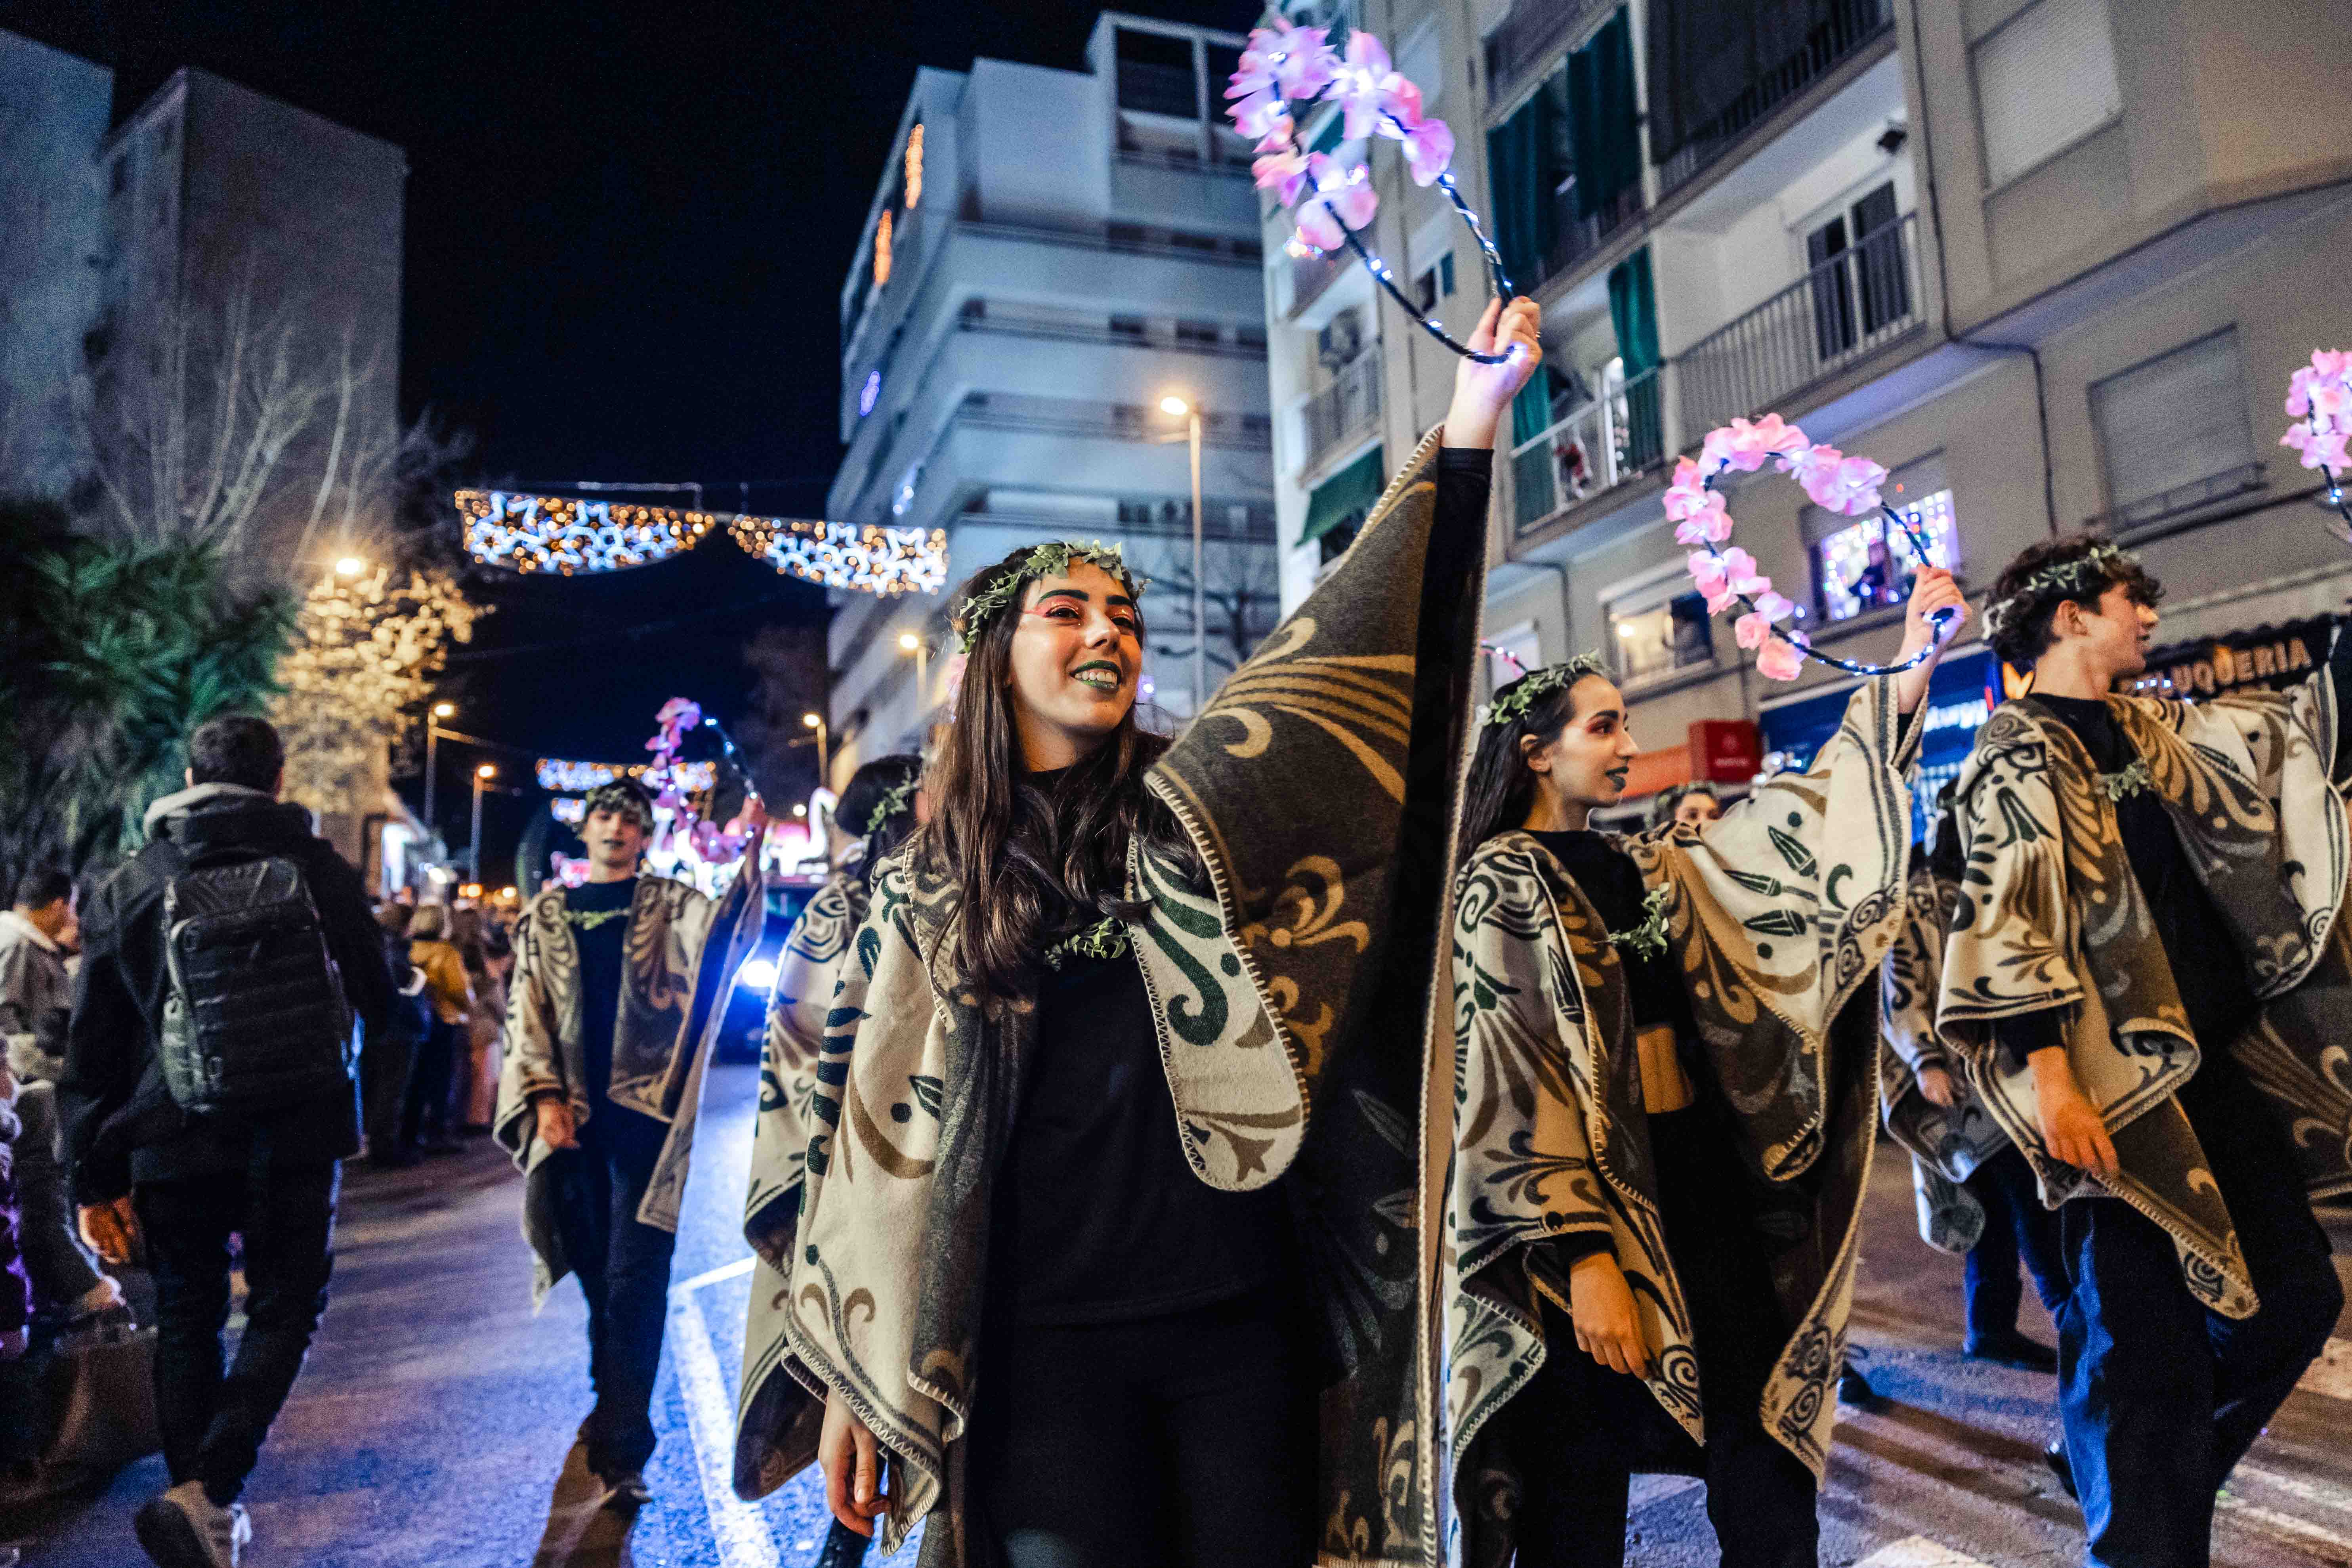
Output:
top-left (1442, 296), bottom-right (1543, 452)
top-left (1892, 566), bottom-right (1970, 715)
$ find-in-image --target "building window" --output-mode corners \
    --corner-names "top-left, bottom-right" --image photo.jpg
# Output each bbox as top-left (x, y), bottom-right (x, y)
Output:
top-left (1806, 454), bottom-right (1959, 623)
top-left (1109, 315), bottom-right (1148, 341)
top-left (2089, 328), bottom-right (2261, 529)
top-left (1413, 251), bottom-right (1456, 313)
top-left (1608, 587), bottom-right (1714, 683)
top-left (1973, 0), bottom-right (2121, 187)
top-left (1175, 320), bottom-right (1221, 346)
top-left (1804, 182), bottom-right (1906, 359)
top-left (1237, 325), bottom-right (1268, 350)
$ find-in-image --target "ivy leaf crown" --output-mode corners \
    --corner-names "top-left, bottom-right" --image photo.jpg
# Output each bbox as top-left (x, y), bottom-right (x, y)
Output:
top-left (953, 540), bottom-right (1150, 654)
top-left (1476, 652), bottom-right (1609, 730)
top-left (865, 776), bottom-right (920, 834)
top-left (1982, 540), bottom-right (2133, 638)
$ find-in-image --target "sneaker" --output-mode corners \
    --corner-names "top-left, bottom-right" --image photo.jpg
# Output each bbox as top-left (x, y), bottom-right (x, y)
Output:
top-left (598, 1469), bottom-right (651, 1510)
top-left (134, 1480), bottom-right (250, 1567)
top-left (1963, 1329), bottom-right (2059, 1373)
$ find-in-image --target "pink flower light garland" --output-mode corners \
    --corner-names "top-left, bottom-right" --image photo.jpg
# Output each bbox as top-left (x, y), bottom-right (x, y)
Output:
top-left (642, 696), bottom-right (756, 869)
top-left (1229, 21), bottom-right (1514, 363)
top-left (2282, 350), bottom-right (2352, 534)
top-left (1676, 415), bottom-right (1951, 682)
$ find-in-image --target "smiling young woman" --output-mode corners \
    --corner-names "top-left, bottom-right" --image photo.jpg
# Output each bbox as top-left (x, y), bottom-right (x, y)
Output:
top-left (734, 301), bottom-right (1546, 1568)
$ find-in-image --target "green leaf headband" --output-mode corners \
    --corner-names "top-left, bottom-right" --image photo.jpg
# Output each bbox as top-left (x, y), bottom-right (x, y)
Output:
top-left (581, 779), bottom-right (655, 829)
top-left (954, 540), bottom-right (1150, 654)
top-left (864, 776), bottom-right (919, 834)
top-left (1476, 652), bottom-right (1608, 729)
top-left (1983, 541), bottom-right (2133, 638)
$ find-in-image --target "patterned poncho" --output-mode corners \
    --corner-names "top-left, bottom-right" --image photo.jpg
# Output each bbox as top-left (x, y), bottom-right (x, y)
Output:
top-left (493, 868), bottom-right (767, 1305)
top-left (1936, 686), bottom-right (2352, 1316)
top-left (1445, 682), bottom-right (1922, 1568)
top-left (733, 429), bottom-right (1487, 1566)
top-left (1878, 865), bottom-right (2013, 1254)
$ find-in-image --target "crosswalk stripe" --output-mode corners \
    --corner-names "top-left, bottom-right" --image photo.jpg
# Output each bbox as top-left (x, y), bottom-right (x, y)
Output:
top-left (671, 1284), bottom-right (785, 1568)
top-left (1854, 1536), bottom-right (1992, 1568)
top-left (2218, 1492), bottom-right (2352, 1559)
top-left (2296, 1337), bottom-right (2352, 1401)
top-left (2235, 1460), bottom-right (2352, 1519)
top-left (672, 1253), bottom-right (758, 1296)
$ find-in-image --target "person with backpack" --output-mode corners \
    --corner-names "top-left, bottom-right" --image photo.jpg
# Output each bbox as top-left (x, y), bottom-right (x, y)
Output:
top-left (59, 714), bottom-right (393, 1568)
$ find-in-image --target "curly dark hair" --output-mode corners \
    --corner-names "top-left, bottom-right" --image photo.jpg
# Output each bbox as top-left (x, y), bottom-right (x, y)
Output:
top-left (1985, 533), bottom-right (2163, 670)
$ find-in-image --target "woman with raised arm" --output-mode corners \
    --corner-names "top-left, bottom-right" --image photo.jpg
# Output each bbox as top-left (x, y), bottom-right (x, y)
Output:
top-left (1443, 567), bottom-right (1965, 1568)
top-left (733, 298), bottom-right (1541, 1568)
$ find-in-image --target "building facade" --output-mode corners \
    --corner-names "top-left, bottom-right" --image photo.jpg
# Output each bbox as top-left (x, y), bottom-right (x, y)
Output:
top-left (823, 12), bottom-right (1281, 784)
top-left (1262, 0), bottom-right (2352, 826)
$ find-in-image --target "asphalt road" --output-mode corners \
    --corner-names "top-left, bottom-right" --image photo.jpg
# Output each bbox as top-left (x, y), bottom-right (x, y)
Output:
top-left (13, 1066), bottom-right (2350, 1567)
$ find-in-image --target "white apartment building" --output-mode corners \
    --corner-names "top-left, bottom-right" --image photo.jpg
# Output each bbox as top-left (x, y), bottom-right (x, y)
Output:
top-left (822, 13), bottom-right (1281, 785)
top-left (1265, 0), bottom-right (2352, 828)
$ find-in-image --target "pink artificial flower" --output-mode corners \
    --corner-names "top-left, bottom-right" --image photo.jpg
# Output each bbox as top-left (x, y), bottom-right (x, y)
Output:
top-left (1688, 552), bottom-right (1738, 614)
top-left (2283, 421), bottom-right (2351, 472)
top-left (1399, 116), bottom-right (1454, 186)
top-left (1330, 33), bottom-right (1406, 143)
top-left (2312, 376), bottom-right (2351, 423)
top-left (1755, 637), bottom-right (1808, 682)
top-left (1293, 154), bottom-right (1377, 250)
top-left (1716, 547), bottom-right (1764, 594)
top-left (1790, 447), bottom-right (1888, 515)
top-left (1662, 456), bottom-right (1712, 519)
top-left (1702, 414), bottom-right (1809, 474)
top-left (1734, 589), bottom-right (1796, 649)
top-left (656, 697), bottom-right (703, 730)
top-left (1671, 493), bottom-right (1732, 546)
top-left (1229, 19), bottom-right (1337, 105)
top-left (1230, 90), bottom-right (1293, 144)
top-left (2314, 349), bottom-right (2351, 381)
top-left (2287, 365), bottom-right (2320, 418)
top-left (1253, 143), bottom-right (1312, 205)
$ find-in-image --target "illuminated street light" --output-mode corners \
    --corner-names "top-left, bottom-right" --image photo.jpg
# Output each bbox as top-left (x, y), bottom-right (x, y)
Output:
top-left (802, 712), bottom-right (829, 787)
top-left (1159, 394), bottom-right (1190, 417)
top-left (335, 556), bottom-right (366, 577)
top-left (432, 701), bottom-right (455, 718)
top-left (1159, 390), bottom-right (1206, 713)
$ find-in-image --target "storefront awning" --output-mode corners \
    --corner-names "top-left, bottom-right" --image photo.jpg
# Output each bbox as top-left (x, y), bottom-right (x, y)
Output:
top-left (1301, 446), bottom-right (1385, 546)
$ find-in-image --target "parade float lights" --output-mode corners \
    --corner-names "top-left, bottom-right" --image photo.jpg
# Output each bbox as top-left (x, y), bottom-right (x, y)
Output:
top-left (1230, 21), bottom-right (1520, 365)
top-left (456, 488), bottom-right (947, 596)
top-left (1675, 414), bottom-right (1957, 682)
top-left (2282, 350), bottom-right (2352, 536)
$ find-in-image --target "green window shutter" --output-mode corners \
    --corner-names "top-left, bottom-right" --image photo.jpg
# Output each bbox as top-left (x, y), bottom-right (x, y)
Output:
top-left (1567, 10), bottom-right (1640, 220)
top-left (1606, 246), bottom-right (1660, 375)
top-left (1484, 90), bottom-right (1556, 288)
top-left (1300, 446), bottom-right (1387, 545)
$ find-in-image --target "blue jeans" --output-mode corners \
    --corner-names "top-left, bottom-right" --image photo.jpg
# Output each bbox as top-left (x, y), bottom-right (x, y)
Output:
top-left (2055, 1061), bottom-right (2341, 1568)
top-left (1963, 1144), bottom-right (2065, 1343)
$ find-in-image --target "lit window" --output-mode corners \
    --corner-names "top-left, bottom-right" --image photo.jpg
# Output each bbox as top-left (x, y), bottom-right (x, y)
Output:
top-left (904, 124), bottom-right (925, 211)
top-left (1609, 591), bottom-right (1713, 682)
top-left (873, 211), bottom-right (894, 288)
top-left (1811, 489), bottom-right (1959, 623)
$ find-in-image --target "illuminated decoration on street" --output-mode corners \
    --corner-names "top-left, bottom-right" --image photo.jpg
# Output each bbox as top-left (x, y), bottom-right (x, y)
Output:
top-left (873, 210), bottom-right (894, 287)
top-left (464, 490), bottom-right (949, 596)
top-left (550, 796), bottom-right (584, 824)
top-left (536, 757), bottom-right (718, 793)
top-left (904, 124), bottom-right (924, 210)
top-left (728, 516), bottom-right (950, 597)
top-left (859, 369), bottom-right (882, 416)
top-left (457, 490), bottom-right (712, 575)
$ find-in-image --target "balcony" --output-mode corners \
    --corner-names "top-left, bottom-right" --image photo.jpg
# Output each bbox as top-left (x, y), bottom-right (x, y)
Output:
top-left (1527, 180), bottom-right (1645, 297)
top-left (1484, 0), bottom-right (1617, 109)
top-left (1508, 366), bottom-right (1666, 535)
top-left (1118, 61), bottom-right (1199, 118)
top-left (1302, 353), bottom-right (1382, 474)
top-left (1655, 0), bottom-right (1892, 200)
top-left (1287, 244), bottom-right (1350, 319)
top-left (1676, 211), bottom-right (1922, 441)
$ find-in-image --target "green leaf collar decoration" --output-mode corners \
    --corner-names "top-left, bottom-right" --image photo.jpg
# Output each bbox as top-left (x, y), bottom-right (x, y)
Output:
top-left (2100, 758), bottom-right (2152, 802)
top-left (1476, 651), bottom-right (1609, 730)
top-left (955, 540), bottom-right (1150, 653)
top-left (1609, 885), bottom-right (1672, 961)
top-left (1042, 914), bottom-right (1130, 970)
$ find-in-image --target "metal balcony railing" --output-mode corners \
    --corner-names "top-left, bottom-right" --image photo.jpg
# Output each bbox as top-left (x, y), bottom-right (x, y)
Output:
top-left (1676, 212), bottom-right (1921, 442)
top-left (1302, 353), bottom-right (1382, 472)
top-left (1483, 0), bottom-right (1617, 108)
top-left (1508, 365), bottom-right (1666, 534)
top-left (1527, 180), bottom-right (1645, 296)
top-left (1655, 0), bottom-right (1891, 198)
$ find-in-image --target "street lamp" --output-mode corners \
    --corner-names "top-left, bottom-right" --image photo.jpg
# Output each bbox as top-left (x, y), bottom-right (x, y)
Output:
top-left (424, 702), bottom-right (458, 837)
top-left (802, 711), bottom-right (829, 789)
top-left (1159, 392), bottom-right (1206, 714)
top-left (334, 556), bottom-right (366, 578)
top-left (471, 764), bottom-right (496, 876)
top-left (897, 629), bottom-right (930, 711)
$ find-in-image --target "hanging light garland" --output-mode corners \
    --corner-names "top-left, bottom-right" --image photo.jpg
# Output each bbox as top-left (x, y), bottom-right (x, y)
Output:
top-left (460, 489), bottom-right (949, 596)
top-left (535, 756), bottom-right (718, 793)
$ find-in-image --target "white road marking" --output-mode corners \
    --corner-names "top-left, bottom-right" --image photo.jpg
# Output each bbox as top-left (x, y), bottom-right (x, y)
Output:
top-left (670, 1273), bottom-right (783, 1568)
top-left (2217, 1492), bottom-right (2352, 1560)
top-left (2297, 1337), bottom-right (2352, 1402)
top-left (2235, 1460), bottom-right (2352, 1519)
top-left (1855, 1537), bottom-right (1991, 1568)
top-left (672, 1254), bottom-right (758, 1295)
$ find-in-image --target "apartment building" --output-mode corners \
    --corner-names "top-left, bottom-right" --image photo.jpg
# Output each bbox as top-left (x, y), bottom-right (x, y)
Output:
top-left (1263, 0), bottom-right (2352, 827)
top-left (822, 13), bottom-right (1281, 784)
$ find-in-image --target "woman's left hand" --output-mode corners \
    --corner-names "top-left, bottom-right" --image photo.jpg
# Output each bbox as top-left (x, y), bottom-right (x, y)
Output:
top-left (1891, 567), bottom-right (1969, 715)
top-left (1442, 296), bottom-right (1543, 451)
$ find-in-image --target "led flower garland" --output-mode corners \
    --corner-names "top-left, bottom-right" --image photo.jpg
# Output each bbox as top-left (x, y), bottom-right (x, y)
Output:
top-left (1228, 21), bottom-right (1516, 363)
top-left (1674, 414), bottom-right (1955, 681)
top-left (640, 696), bottom-right (758, 875)
top-left (2281, 350), bottom-right (2352, 534)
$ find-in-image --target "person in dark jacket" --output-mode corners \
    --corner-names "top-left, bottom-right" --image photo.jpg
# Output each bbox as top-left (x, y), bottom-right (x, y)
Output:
top-left (61, 714), bottom-right (393, 1568)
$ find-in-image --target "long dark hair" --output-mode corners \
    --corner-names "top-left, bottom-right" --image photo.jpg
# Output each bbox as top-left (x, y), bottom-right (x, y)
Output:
top-left (1457, 667), bottom-right (1613, 854)
top-left (919, 545), bottom-right (1199, 998)
top-left (835, 754), bottom-right (924, 892)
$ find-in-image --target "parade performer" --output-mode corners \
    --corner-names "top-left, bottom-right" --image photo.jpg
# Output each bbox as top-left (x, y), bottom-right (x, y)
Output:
top-left (493, 775), bottom-right (767, 1505)
top-left (732, 297), bottom-right (1540, 1568)
top-left (1443, 567), bottom-right (1965, 1568)
top-left (1936, 534), bottom-right (2352, 1568)
top-left (738, 753), bottom-right (924, 1568)
top-left (1878, 803), bottom-right (2063, 1371)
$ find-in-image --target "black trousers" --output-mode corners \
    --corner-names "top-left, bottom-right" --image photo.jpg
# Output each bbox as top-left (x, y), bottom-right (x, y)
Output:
top-left (399, 1018), bottom-right (458, 1146)
top-left (2056, 1058), bottom-right (2342, 1568)
top-left (135, 1159), bottom-right (339, 1506)
top-left (555, 1112), bottom-right (677, 1480)
top-left (1963, 1144), bottom-right (2066, 1342)
top-left (972, 1292), bottom-right (1318, 1568)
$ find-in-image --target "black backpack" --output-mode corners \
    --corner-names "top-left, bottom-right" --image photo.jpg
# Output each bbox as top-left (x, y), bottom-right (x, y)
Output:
top-left (157, 847), bottom-right (356, 1116)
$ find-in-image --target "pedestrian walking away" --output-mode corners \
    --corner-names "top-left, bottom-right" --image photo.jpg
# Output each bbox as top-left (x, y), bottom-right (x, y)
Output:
top-left (1936, 535), bottom-right (2352, 1568)
top-left (57, 714), bottom-right (394, 1568)
top-left (492, 775), bottom-right (769, 1510)
top-left (1441, 567), bottom-right (1966, 1568)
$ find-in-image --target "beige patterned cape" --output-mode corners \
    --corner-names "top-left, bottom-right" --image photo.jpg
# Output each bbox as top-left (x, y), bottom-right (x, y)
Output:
top-left (493, 866), bottom-right (767, 1306)
top-left (1445, 682), bottom-right (1922, 1568)
top-left (733, 429), bottom-right (1486, 1566)
top-left (1936, 685), bottom-right (2352, 1316)
top-left (1878, 865), bottom-right (2012, 1254)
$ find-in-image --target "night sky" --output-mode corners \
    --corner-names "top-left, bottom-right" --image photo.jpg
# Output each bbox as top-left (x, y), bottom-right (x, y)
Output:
top-left (2, 0), bottom-right (1251, 867)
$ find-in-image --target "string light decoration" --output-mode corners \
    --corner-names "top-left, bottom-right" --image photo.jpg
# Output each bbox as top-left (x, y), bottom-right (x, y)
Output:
top-left (457, 491), bottom-right (712, 575)
top-left (536, 756), bottom-right (718, 793)
top-left (462, 489), bottom-right (949, 596)
top-left (904, 123), bottom-right (925, 211)
top-left (1229, 21), bottom-right (1518, 364)
top-left (1674, 414), bottom-right (1959, 681)
top-left (728, 516), bottom-right (950, 596)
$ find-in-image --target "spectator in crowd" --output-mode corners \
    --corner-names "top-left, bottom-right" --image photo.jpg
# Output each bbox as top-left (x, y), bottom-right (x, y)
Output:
top-left (403, 905), bottom-right (473, 1155)
top-left (448, 907), bottom-right (504, 1135)
top-left (0, 1068), bottom-right (31, 1365)
top-left (1648, 781), bottom-right (1724, 832)
top-left (365, 904), bottom-right (430, 1169)
top-left (61, 713), bottom-right (393, 1568)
